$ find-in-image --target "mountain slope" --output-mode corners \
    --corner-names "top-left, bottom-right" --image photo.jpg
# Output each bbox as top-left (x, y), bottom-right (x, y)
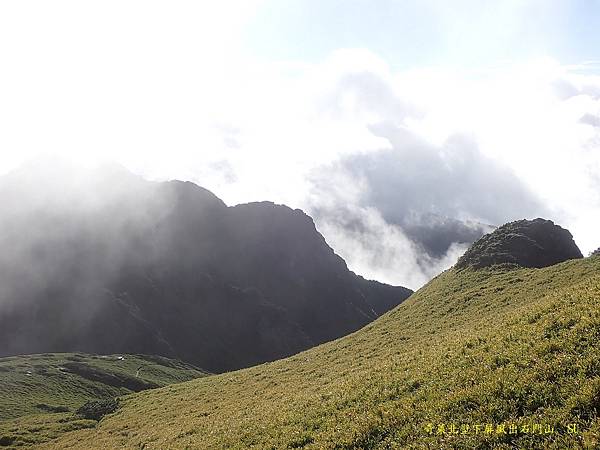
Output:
top-left (39, 254), bottom-right (600, 449)
top-left (0, 162), bottom-right (411, 373)
top-left (0, 353), bottom-right (206, 448)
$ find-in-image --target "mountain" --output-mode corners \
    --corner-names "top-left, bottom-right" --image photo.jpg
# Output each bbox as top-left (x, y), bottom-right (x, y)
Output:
top-left (456, 218), bottom-right (583, 269)
top-left (399, 213), bottom-right (494, 259)
top-left (0, 161), bottom-right (412, 373)
top-left (34, 218), bottom-right (600, 449)
top-left (0, 353), bottom-right (206, 447)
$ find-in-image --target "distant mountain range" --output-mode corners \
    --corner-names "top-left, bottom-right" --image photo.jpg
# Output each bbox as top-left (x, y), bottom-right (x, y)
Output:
top-left (399, 212), bottom-right (494, 259)
top-left (0, 161), bottom-right (411, 372)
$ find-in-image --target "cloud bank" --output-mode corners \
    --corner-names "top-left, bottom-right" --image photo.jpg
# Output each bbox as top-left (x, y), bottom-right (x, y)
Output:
top-left (1, 1), bottom-right (599, 288)
top-left (306, 121), bottom-right (547, 288)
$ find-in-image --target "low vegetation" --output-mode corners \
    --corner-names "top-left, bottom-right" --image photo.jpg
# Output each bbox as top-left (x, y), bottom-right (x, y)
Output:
top-left (0, 353), bottom-right (206, 447)
top-left (75, 399), bottom-right (120, 421)
top-left (34, 257), bottom-right (600, 449)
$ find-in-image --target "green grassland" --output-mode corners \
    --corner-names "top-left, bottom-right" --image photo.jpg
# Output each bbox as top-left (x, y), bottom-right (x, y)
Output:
top-left (0, 353), bottom-right (207, 448)
top-left (0, 256), bottom-right (596, 449)
top-left (33, 255), bottom-right (600, 449)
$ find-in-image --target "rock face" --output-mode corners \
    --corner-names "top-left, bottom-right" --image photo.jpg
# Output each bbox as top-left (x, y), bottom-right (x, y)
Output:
top-left (0, 162), bottom-right (412, 373)
top-left (455, 218), bottom-right (583, 270)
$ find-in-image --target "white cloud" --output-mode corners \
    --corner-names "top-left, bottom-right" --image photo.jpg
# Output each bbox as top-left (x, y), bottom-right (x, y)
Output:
top-left (0, 0), bottom-right (264, 171)
top-left (1, 2), bottom-right (599, 286)
top-left (392, 58), bottom-right (600, 255)
top-left (315, 205), bottom-right (435, 289)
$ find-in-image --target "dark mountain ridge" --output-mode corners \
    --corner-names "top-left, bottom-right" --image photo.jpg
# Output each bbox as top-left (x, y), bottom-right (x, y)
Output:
top-left (0, 163), bottom-right (411, 372)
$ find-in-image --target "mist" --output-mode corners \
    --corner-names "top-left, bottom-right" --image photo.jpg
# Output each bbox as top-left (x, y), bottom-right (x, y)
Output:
top-left (305, 120), bottom-right (549, 289)
top-left (0, 159), bottom-right (414, 370)
top-left (1, 51), bottom-right (599, 290)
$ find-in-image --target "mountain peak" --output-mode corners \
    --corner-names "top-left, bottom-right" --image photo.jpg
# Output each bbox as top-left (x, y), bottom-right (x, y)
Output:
top-left (455, 218), bottom-right (583, 270)
top-left (0, 167), bottom-right (411, 372)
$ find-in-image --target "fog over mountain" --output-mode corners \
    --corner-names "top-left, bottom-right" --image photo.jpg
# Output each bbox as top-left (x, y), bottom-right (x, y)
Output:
top-left (0, 161), bottom-right (411, 372)
top-left (306, 123), bottom-right (548, 288)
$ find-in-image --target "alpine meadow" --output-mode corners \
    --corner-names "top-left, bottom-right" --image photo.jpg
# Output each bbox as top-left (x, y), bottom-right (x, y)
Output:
top-left (20, 241), bottom-right (600, 449)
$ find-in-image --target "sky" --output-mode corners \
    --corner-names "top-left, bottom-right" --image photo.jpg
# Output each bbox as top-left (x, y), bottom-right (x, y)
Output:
top-left (1, 0), bottom-right (599, 289)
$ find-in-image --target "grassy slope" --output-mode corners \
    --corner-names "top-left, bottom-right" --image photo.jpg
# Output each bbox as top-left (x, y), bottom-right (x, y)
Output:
top-left (41, 257), bottom-right (600, 449)
top-left (0, 353), bottom-right (207, 447)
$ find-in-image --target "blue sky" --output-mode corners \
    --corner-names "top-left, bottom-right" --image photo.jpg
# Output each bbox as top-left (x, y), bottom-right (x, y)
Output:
top-left (246, 0), bottom-right (600, 69)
